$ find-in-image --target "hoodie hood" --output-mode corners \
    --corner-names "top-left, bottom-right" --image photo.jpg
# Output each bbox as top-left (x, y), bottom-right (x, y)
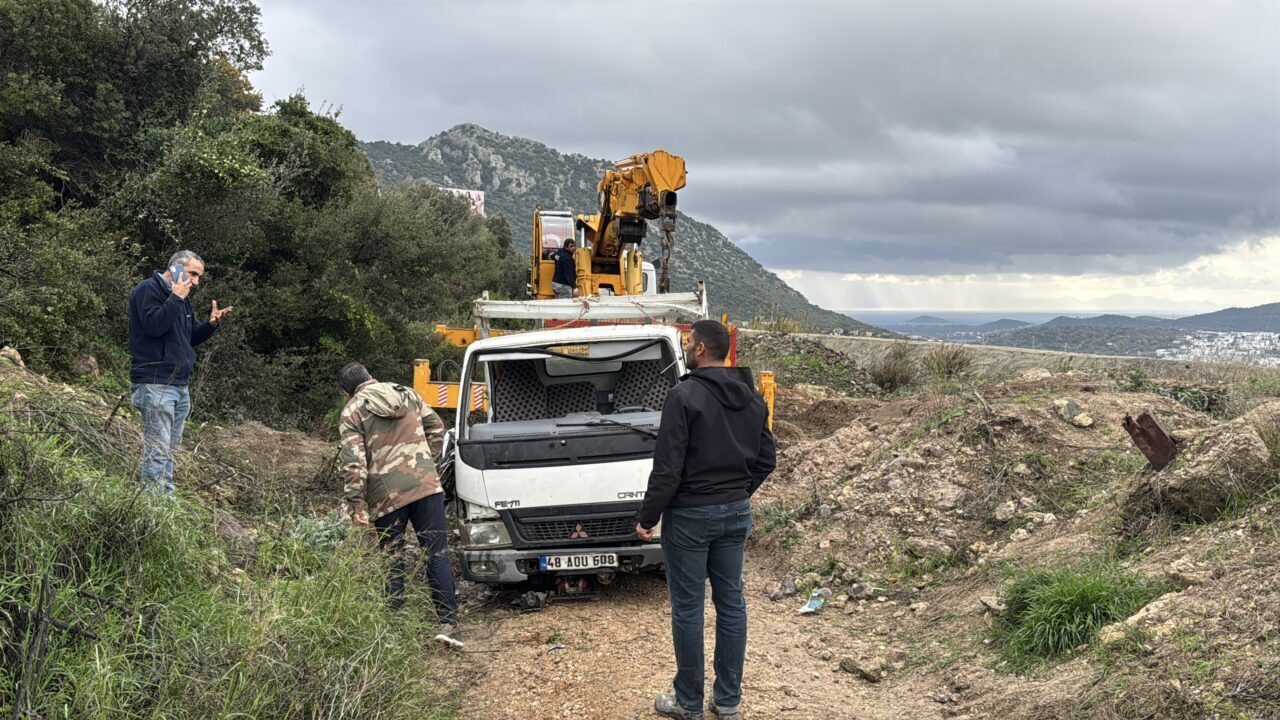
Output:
top-left (353, 381), bottom-right (414, 419)
top-left (686, 367), bottom-right (756, 410)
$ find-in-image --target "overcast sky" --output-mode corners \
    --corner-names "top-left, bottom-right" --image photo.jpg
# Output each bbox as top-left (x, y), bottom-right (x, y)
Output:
top-left (251, 0), bottom-right (1279, 313)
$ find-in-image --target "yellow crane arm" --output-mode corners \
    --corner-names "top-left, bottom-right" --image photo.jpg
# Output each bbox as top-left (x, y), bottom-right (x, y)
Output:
top-left (577, 150), bottom-right (687, 294)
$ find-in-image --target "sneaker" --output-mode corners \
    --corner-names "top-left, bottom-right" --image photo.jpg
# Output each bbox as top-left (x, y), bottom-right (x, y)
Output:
top-left (655, 692), bottom-right (704, 720)
top-left (433, 623), bottom-right (464, 649)
top-left (707, 700), bottom-right (740, 720)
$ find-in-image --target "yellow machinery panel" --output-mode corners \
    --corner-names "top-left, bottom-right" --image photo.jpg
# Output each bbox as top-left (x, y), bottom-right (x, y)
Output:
top-left (413, 359), bottom-right (489, 412)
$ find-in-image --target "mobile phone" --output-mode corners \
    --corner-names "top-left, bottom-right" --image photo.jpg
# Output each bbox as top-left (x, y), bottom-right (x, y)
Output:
top-left (169, 264), bottom-right (188, 283)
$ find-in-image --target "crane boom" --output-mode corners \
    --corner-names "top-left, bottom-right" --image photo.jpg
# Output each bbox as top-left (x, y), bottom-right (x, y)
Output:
top-left (529, 150), bottom-right (686, 299)
top-left (577, 150), bottom-right (687, 294)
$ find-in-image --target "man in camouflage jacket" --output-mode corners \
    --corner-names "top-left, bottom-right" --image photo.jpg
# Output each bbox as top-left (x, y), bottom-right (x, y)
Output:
top-left (338, 362), bottom-right (460, 638)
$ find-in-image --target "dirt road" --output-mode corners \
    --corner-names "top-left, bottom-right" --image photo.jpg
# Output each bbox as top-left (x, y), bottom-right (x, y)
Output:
top-left (452, 565), bottom-right (940, 720)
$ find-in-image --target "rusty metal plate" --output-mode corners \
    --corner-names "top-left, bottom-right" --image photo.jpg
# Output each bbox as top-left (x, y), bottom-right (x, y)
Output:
top-left (1122, 410), bottom-right (1179, 470)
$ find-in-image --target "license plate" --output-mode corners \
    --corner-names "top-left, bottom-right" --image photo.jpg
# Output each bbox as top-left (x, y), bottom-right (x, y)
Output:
top-left (539, 553), bottom-right (618, 571)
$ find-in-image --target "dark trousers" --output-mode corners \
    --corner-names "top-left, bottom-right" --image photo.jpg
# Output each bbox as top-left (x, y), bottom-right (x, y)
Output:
top-left (373, 493), bottom-right (459, 625)
top-left (661, 499), bottom-right (753, 712)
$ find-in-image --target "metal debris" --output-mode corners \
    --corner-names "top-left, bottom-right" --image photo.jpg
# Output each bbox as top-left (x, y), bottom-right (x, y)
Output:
top-left (1122, 410), bottom-right (1179, 470)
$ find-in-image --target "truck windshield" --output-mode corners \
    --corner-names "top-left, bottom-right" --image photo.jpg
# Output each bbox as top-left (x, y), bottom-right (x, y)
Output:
top-left (461, 339), bottom-right (676, 438)
top-left (540, 215), bottom-right (573, 257)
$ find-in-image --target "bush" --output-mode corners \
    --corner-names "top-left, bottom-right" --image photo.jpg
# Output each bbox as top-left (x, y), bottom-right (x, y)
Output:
top-left (0, 370), bottom-right (458, 719)
top-left (758, 316), bottom-right (811, 334)
top-left (996, 563), bottom-right (1167, 670)
top-left (921, 343), bottom-right (974, 383)
top-left (869, 342), bottom-right (918, 393)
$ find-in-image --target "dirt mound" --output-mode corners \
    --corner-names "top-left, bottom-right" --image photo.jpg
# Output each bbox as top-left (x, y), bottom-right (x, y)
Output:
top-left (739, 332), bottom-right (880, 396)
top-left (0, 358), bottom-right (337, 516)
top-left (1121, 400), bottom-right (1280, 527)
top-left (199, 421), bottom-right (338, 514)
top-left (794, 396), bottom-right (885, 441)
top-left (754, 378), bottom-right (1214, 582)
top-left (772, 384), bottom-right (882, 444)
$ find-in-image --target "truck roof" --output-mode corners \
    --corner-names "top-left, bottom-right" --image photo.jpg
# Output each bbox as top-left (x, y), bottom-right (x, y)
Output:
top-left (464, 324), bottom-right (682, 354)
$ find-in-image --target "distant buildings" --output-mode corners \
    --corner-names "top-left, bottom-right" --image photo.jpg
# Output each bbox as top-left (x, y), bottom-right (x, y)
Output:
top-left (1154, 331), bottom-right (1280, 367)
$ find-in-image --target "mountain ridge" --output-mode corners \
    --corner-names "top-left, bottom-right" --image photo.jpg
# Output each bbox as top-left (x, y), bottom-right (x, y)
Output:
top-left (363, 125), bottom-right (888, 335)
top-left (1038, 303), bottom-right (1280, 332)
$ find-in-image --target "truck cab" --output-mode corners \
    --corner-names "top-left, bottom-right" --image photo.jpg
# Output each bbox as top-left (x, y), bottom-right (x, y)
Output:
top-left (450, 324), bottom-right (683, 587)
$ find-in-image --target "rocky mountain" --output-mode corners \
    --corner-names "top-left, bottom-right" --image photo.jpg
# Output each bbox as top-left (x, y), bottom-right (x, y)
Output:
top-left (363, 125), bottom-right (888, 335)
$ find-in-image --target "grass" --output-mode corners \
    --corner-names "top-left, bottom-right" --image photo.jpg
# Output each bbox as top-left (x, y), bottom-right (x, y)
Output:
top-left (758, 500), bottom-right (813, 550)
top-left (756, 316), bottom-right (812, 334)
top-left (758, 499), bottom-right (814, 533)
top-left (1112, 367), bottom-right (1234, 416)
top-left (0, 369), bottom-right (458, 719)
top-left (1003, 447), bottom-right (1148, 515)
top-left (882, 555), bottom-right (960, 584)
top-left (868, 342), bottom-right (918, 394)
top-left (921, 343), bottom-right (974, 386)
top-left (994, 561), bottom-right (1168, 672)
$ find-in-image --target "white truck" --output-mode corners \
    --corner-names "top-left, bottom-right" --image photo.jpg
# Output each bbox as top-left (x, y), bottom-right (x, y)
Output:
top-left (437, 291), bottom-right (718, 607)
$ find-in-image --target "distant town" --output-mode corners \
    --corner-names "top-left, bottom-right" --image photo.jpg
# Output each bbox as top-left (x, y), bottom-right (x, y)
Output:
top-left (1153, 331), bottom-right (1280, 367)
top-left (859, 302), bottom-right (1280, 366)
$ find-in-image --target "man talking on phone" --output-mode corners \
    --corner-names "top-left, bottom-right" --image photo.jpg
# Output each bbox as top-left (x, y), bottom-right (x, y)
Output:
top-left (127, 250), bottom-right (233, 493)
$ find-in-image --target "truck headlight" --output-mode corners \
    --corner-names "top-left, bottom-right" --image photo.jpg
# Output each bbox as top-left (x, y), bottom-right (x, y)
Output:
top-left (465, 521), bottom-right (511, 547)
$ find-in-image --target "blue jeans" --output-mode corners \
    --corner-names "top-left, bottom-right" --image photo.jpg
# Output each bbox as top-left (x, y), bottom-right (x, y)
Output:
top-left (373, 493), bottom-right (460, 624)
top-left (661, 499), bottom-right (753, 713)
top-left (131, 383), bottom-right (190, 494)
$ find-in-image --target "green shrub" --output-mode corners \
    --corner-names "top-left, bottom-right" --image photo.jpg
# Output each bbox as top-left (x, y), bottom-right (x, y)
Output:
top-left (921, 343), bottom-right (974, 383)
top-left (996, 563), bottom-right (1167, 670)
top-left (0, 374), bottom-right (458, 719)
top-left (869, 342), bottom-right (918, 393)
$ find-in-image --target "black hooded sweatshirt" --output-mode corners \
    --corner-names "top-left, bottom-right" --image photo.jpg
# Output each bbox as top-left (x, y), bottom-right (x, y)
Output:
top-left (637, 366), bottom-right (777, 529)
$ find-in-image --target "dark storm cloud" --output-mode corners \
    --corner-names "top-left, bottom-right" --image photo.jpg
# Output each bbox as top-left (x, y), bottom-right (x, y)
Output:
top-left (252, 0), bottom-right (1279, 276)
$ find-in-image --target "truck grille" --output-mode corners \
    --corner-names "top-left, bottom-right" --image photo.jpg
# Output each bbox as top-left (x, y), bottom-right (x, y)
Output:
top-left (518, 517), bottom-right (636, 542)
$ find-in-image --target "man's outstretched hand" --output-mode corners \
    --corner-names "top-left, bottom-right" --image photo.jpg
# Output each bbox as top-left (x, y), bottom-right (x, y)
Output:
top-left (635, 523), bottom-right (653, 542)
top-left (210, 300), bottom-right (234, 326)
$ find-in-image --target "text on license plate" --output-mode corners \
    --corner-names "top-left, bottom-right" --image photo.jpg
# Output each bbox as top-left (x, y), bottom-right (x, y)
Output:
top-left (539, 553), bottom-right (618, 571)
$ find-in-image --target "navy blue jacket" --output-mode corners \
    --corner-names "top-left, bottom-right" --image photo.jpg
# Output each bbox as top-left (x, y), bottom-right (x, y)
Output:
top-left (128, 272), bottom-right (217, 386)
top-left (552, 247), bottom-right (576, 286)
top-left (637, 366), bottom-right (777, 529)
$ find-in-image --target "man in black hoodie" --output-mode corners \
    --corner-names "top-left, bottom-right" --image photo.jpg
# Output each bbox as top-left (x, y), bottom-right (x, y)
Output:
top-left (636, 320), bottom-right (776, 720)
top-left (550, 238), bottom-right (577, 298)
top-left (127, 250), bottom-right (232, 493)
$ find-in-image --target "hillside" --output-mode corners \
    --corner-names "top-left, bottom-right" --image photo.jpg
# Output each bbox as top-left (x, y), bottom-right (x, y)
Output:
top-left (1037, 303), bottom-right (1280, 332)
top-left (985, 325), bottom-right (1186, 355)
top-left (976, 318), bottom-right (1032, 332)
top-left (363, 126), bottom-right (888, 335)
top-left (1174, 301), bottom-right (1280, 331)
top-left (878, 317), bottom-right (1030, 343)
top-left (1042, 314), bottom-right (1167, 328)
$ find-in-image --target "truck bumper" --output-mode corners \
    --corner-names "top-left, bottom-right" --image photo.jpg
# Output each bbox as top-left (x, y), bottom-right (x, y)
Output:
top-left (460, 544), bottom-right (665, 584)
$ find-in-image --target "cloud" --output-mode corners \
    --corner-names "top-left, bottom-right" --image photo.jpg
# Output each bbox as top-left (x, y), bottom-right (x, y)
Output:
top-left (250, 0), bottom-right (1280, 295)
top-left (772, 235), bottom-right (1280, 312)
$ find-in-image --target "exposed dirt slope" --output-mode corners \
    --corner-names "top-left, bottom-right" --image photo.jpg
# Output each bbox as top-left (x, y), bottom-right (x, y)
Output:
top-left (448, 345), bottom-right (1280, 719)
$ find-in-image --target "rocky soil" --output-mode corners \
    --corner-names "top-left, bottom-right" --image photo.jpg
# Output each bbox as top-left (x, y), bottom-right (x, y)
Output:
top-left (448, 338), bottom-right (1280, 719)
